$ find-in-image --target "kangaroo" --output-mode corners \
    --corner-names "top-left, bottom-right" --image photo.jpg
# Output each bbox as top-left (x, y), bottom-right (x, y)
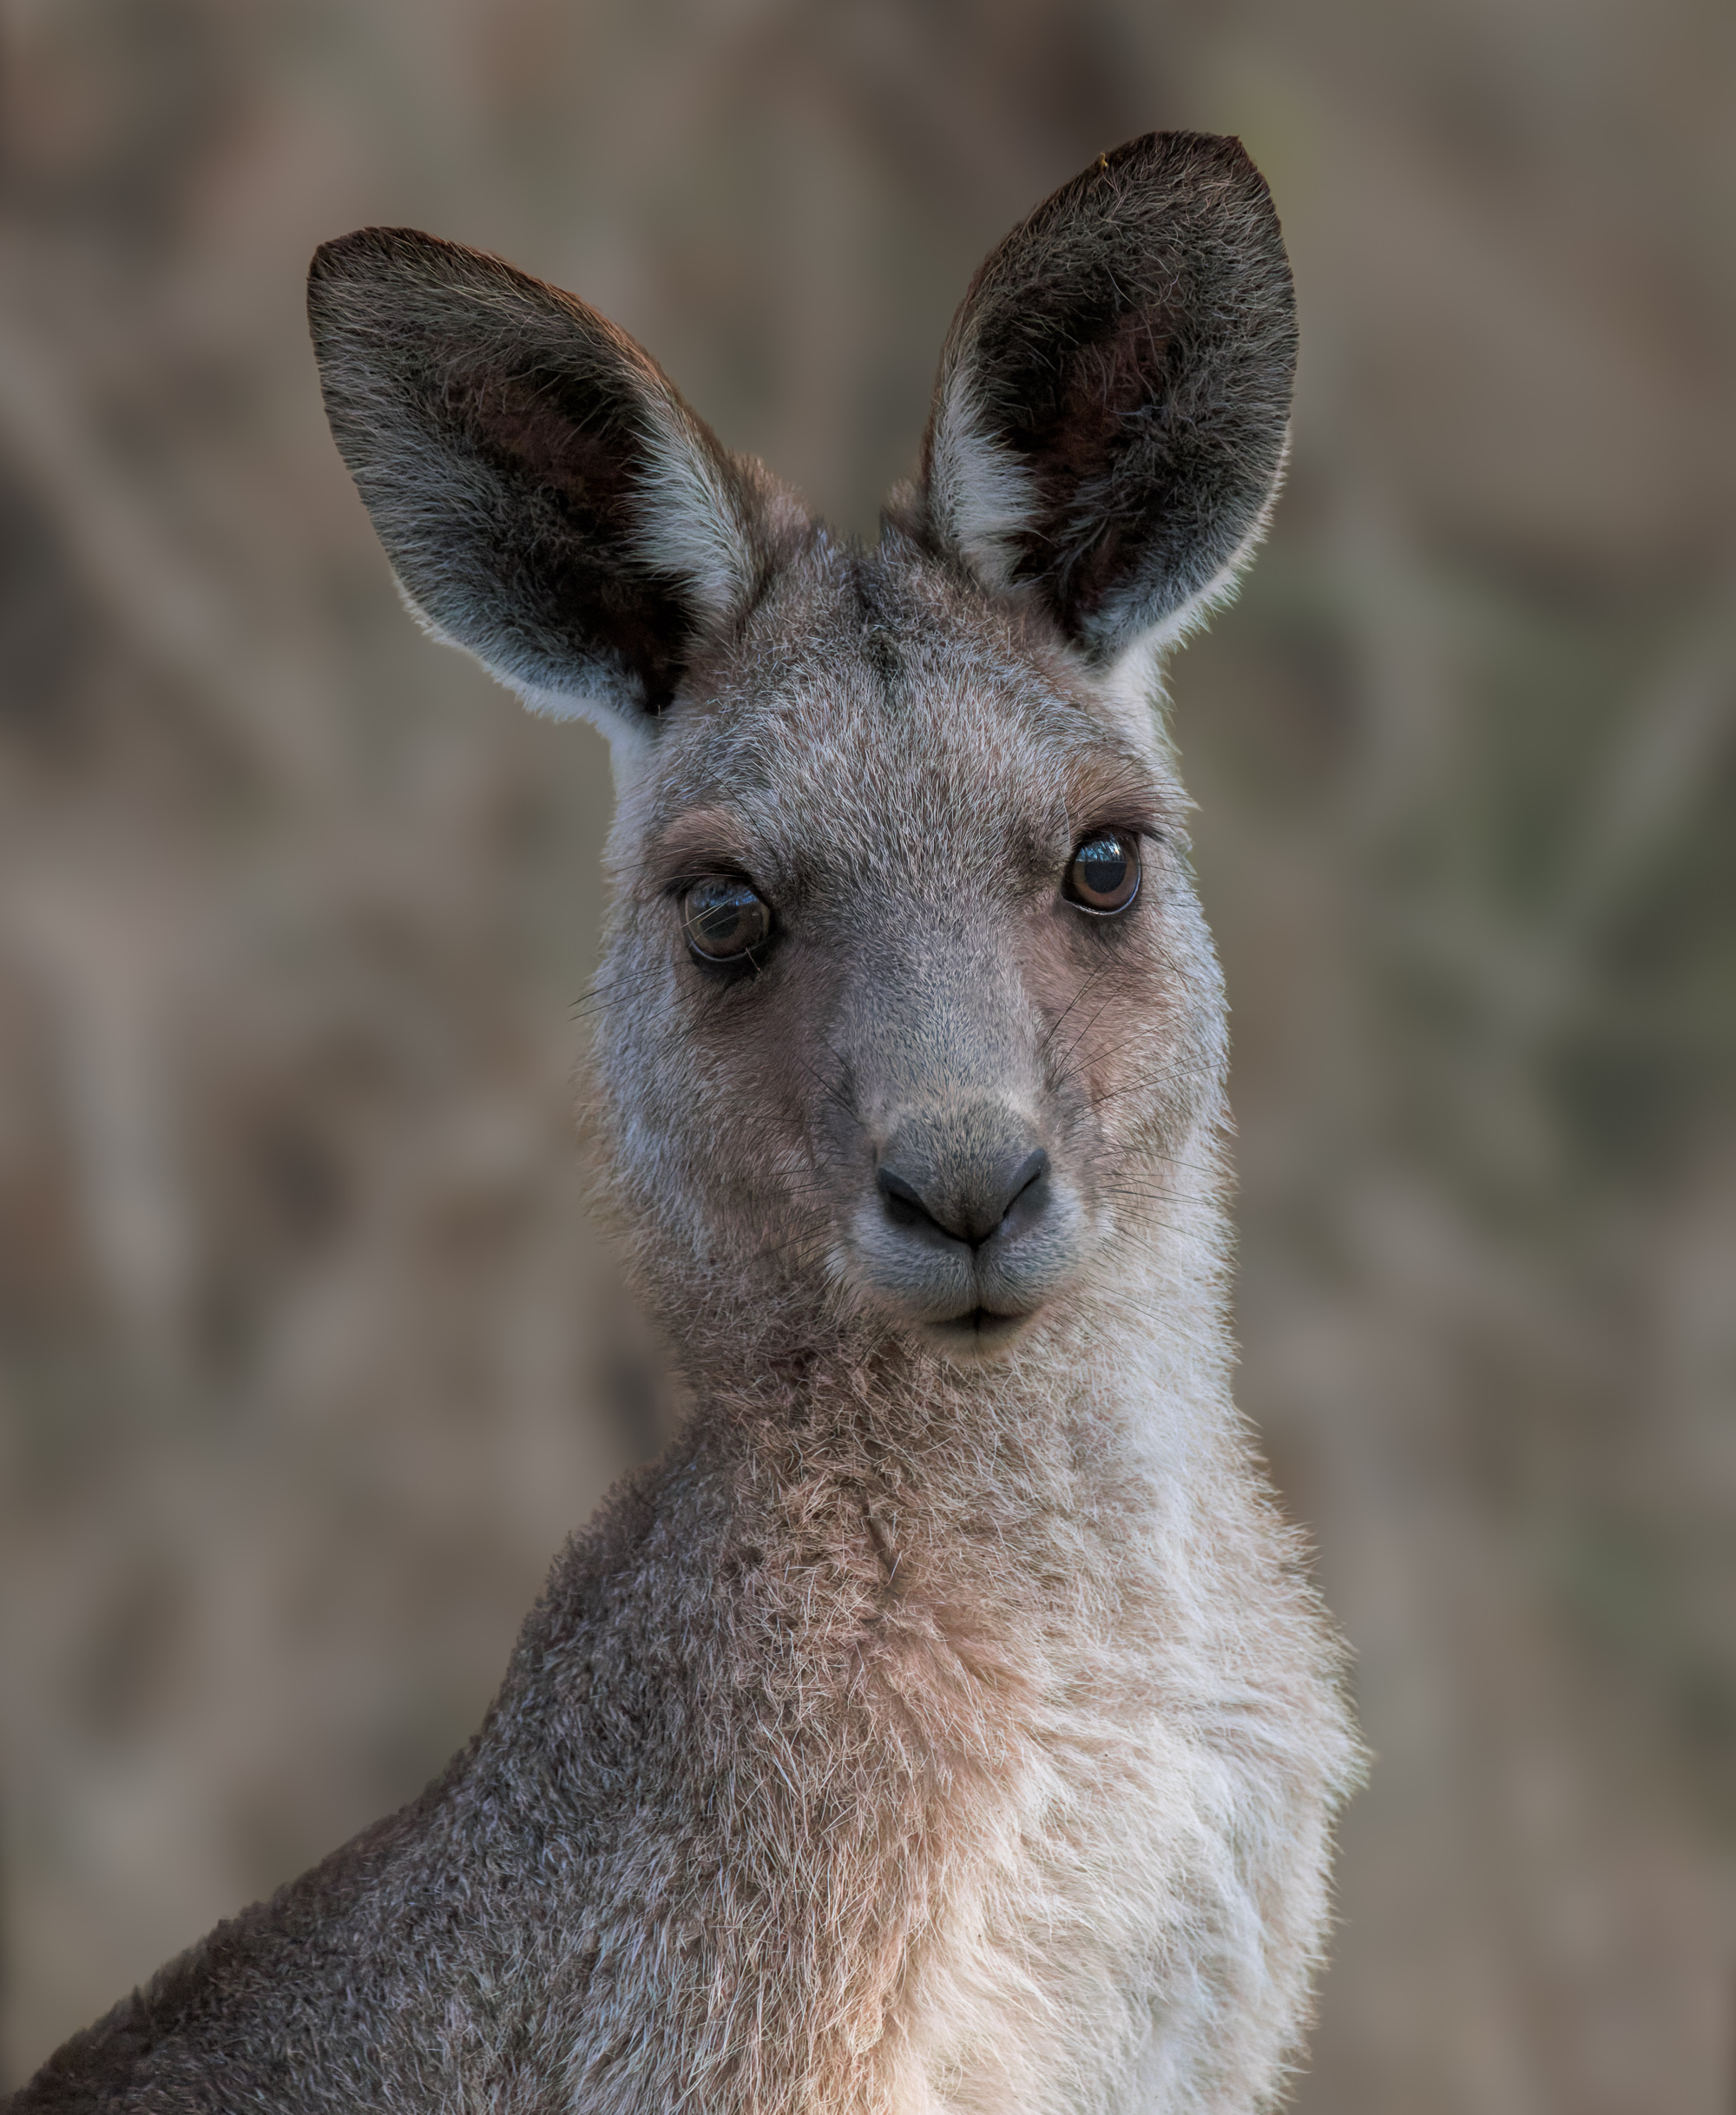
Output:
top-left (10, 132), bottom-right (1361, 2114)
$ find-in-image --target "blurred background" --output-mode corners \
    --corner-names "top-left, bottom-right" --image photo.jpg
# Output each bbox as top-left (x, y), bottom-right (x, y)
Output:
top-left (1, 0), bottom-right (1733, 2102)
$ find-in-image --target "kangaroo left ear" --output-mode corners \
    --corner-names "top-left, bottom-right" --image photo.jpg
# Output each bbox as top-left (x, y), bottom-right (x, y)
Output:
top-left (307, 227), bottom-right (798, 752)
top-left (913, 131), bottom-right (1296, 664)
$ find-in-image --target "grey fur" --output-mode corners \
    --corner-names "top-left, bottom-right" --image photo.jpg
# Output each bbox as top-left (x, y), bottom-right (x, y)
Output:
top-left (10, 132), bottom-right (1360, 2115)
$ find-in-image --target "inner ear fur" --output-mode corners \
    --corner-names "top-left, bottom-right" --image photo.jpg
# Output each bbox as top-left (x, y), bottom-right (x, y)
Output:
top-left (307, 227), bottom-right (787, 727)
top-left (915, 131), bottom-right (1297, 662)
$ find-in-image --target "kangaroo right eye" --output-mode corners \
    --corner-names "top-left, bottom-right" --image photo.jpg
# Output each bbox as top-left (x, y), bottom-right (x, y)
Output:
top-left (1064, 829), bottom-right (1141, 915)
top-left (682, 877), bottom-right (772, 965)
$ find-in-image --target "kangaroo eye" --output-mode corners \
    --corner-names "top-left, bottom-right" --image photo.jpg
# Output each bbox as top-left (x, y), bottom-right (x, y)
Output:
top-left (1065, 830), bottom-right (1141, 915)
top-left (682, 876), bottom-right (772, 964)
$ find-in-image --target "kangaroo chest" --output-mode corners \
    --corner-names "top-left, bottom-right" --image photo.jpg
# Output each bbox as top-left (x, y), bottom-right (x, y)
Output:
top-left (536, 1439), bottom-right (1336, 2115)
top-left (850, 1538), bottom-right (1267, 2114)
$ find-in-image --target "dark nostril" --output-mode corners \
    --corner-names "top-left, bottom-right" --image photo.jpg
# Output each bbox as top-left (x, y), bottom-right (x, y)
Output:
top-left (876, 1165), bottom-right (938, 1232)
top-left (1003, 1149), bottom-right (1049, 1216)
top-left (877, 1147), bottom-right (1050, 1249)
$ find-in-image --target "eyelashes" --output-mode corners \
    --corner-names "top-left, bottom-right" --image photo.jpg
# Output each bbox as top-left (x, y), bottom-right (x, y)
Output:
top-left (681, 875), bottom-right (773, 966)
top-left (1064, 830), bottom-right (1142, 915)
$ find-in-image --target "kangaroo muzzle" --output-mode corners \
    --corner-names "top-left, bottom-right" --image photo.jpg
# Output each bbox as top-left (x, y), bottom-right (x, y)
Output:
top-left (849, 1097), bottom-right (1086, 1347)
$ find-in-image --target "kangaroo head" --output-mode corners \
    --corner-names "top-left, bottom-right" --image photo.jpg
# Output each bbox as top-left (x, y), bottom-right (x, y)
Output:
top-left (308, 132), bottom-right (1294, 1375)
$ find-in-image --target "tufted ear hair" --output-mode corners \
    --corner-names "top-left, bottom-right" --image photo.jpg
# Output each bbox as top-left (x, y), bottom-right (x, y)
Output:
top-left (913, 131), bottom-right (1297, 665)
top-left (308, 228), bottom-right (793, 741)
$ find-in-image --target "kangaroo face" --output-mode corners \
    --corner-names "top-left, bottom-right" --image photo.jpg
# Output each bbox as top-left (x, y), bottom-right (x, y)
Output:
top-left (308, 131), bottom-right (1294, 1367)
top-left (599, 554), bottom-right (1220, 1357)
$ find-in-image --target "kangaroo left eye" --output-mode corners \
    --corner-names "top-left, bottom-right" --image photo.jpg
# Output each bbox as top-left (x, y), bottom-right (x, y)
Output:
top-left (683, 876), bottom-right (773, 963)
top-left (1065, 831), bottom-right (1141, 915)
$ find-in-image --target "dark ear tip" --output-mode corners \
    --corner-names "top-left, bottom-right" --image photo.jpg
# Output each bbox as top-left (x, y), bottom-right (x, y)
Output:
top-left (309, 227), bottom-right (437, 288)
top-left (1095, 129), bottom-right (1272, 200)
top-left (1101, 128), bottom-right (1250, 163)
top-left (309, 227), bottom-right (384, 283)
top-left (308, 229), bottom-right (407, 329)
top-left (306, 228), bottom-right (515, 352)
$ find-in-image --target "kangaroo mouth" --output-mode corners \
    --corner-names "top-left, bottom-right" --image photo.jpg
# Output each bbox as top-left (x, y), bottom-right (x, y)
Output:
top-left (926, 1303), bottom-right (1036, 1352)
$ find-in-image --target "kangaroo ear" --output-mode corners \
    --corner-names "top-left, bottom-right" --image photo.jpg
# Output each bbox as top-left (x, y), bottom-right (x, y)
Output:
top-left (308, 228), bottom-right (789, 739)
top-left (916, 132), bottom-right (1296, 664)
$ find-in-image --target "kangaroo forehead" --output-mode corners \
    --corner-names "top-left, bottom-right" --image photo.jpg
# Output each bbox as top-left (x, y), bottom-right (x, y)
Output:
top-left (653, 554), bottom-right (1170, 873)
top-left (654, 689), bottom-right (1162, 893)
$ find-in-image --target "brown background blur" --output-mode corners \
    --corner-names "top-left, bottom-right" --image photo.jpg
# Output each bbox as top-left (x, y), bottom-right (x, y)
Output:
top-left (2, 0), bottom-right (1733, 2104)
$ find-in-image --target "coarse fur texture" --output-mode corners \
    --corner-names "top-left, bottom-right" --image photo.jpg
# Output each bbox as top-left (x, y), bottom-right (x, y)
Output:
top-left (11, 132), bottom-right (1363, 2114)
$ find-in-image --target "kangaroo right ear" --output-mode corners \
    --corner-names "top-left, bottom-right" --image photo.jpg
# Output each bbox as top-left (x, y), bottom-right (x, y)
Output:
top-left (914, 132), bottom-right (1297, 667)
top-left (307, 228), bottom-right (789, 741)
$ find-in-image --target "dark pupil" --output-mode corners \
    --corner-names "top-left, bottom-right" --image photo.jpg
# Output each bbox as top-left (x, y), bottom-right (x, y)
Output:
top-left (1076, 836), bottom-right (1130, 899)
top-left (687, 879), bottom-right (766, 959)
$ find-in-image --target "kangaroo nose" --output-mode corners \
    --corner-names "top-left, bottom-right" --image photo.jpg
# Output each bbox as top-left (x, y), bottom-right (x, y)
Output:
top-left (877, 1145), bottom-right (1049, 1249)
